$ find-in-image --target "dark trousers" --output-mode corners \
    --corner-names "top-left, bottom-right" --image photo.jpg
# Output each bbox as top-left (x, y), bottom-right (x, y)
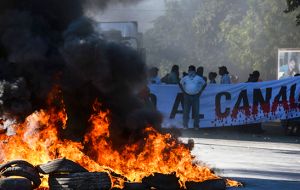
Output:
top-left (183, 94), bottom-right (200, 128)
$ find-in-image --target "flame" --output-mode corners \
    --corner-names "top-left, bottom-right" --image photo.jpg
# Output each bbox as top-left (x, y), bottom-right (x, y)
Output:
top-left (0, 87), bottom-right (238, 189)
top-left (0, 86), bottom-right (104, 188)
top-left (83, 101), bottom-right (219, 188)
top-left (226, 179), bottom-right (243, 187)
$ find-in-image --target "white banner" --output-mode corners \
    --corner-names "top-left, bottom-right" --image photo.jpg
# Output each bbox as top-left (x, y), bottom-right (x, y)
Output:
top-left (149, 77), bottom-right (300, 128)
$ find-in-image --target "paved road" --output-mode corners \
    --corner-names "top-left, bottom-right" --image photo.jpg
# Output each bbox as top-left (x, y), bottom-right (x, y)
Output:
top-left (179, 123), bottom-right (300, 190)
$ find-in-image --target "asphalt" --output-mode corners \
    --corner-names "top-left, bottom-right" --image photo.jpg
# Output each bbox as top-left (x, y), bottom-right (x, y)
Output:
top-left (178, 122), bottom-right (300, 190)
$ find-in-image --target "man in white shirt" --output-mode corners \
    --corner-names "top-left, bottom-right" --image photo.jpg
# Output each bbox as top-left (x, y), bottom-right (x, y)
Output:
top-left (180, 65), bottom-right (206, 129)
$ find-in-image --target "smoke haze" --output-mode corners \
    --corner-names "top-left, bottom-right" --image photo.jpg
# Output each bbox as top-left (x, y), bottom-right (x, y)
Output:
top-left (87, 0), bottom-right (166, 32)
top-left (0, 0), bottom-right (161, 149)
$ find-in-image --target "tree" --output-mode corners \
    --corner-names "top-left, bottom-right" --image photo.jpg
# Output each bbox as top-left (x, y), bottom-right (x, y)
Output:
top-left (191, 0), bottom-right (247, 73)
top-left (285, 0), bottom-right (300, 25)
top-left (144, 0), bottom-right (201, 75)
top-left (144, 0), bottom-right (300, 81)
top-left (222, 0), bottom-right (300, 80)
top-left (144, 0), bottom-right (245, 76)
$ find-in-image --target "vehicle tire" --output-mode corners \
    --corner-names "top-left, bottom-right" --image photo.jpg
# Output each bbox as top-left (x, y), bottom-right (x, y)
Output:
top-left (142, 173), bottom-right (180, 190)
top-left (1, 166), bottom-right (41, 188)
top-left (0, 178), bottom-right (33, 190)
top-left (48, 172), bottom-right (111, 190)
top-left (37, 158), bottom-right (88, 174)
top-left (124, 182), bottom-right (150, 190)
top-left (185, 179), bottom-right (226, 190)
top-left (0, 160), bottom-right (35, 172)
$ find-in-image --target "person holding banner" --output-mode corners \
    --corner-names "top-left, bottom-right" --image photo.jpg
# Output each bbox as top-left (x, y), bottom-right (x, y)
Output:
top-left (219, 66), bottom-right (231, 84)
top-left (208, 72), bottom-right (217, 84)
top-left (161, 65), bottom-right (180, 84)
top-left (180, 65), bottom-right (206, 129)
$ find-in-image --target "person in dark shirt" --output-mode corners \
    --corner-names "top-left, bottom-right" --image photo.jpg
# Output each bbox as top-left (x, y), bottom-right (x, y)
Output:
top-left (161, 65), bottom-right (180, 84)
top-left (247, 70), bottom-right (261, 82)
top-left (196, 66), bottom-right (207, 82)
top-left (208, 72), bottom-right (217, 84)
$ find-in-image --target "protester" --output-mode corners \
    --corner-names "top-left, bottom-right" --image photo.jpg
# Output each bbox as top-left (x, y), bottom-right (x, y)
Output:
top-left (208, 72), bottom-right (217, 84)
top-left (280, 73), bottom-right (300, 136)
top-left (161, 65), bottom-right (180, 84)
top-left (247, 70), bottom-right (262, 82)
top-left (138, 86), bottom-right (156, 110)
top-left (180, 65), bottom-right (206, 129)
top-left (196, 66), bottom-right (207, 82)
top-left (244, 70), bottom-right (264, 134)
top-left (148, 67), bottom-right (161, 84)
top-left (219, 66), bottom-right (231, 84)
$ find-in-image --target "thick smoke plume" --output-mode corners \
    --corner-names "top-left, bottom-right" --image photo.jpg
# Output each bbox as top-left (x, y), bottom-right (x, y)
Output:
top-left (0, 0), bottom-right (161, 150)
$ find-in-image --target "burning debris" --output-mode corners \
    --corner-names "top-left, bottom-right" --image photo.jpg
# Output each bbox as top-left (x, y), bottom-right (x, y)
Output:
top-left (0, 0), bottom-right (241, 190)
top-left (0, 91), bottom-right (241, 189)
top-left (0, 0), bottom-right (156, 143)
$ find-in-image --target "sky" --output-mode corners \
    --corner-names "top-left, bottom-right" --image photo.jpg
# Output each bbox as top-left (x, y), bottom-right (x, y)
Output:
top-left (87, 0), bottom-right (168, 32)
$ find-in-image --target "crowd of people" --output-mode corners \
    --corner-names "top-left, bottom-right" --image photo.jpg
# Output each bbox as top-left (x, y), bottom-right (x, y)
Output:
top-left (148, 65), bottom-right (246, 85)
top-left (148, 64), bottom-right (266, 85)
top-left (147, 64), bottom-right (234, 130)
top-left (147, 64), bottom-right (265, 131)
top-left (146, 65), bottom-right (300, 135)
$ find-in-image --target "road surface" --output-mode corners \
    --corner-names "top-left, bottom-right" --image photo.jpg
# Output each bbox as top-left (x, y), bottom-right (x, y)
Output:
top-left (179, 122), bottom-right (300, 190)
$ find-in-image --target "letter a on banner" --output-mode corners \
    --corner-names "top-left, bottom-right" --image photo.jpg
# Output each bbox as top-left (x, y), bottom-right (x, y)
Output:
top-left (170, 93), bottom-right (184, 118)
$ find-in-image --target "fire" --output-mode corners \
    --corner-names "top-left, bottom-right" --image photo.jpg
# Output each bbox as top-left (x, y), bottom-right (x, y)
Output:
top-left (0, 87), bottom-right (105, 187)
top-left (0, 87), bottom-right (238, 189)
top-left (84, 102), bottom-right (219, 187)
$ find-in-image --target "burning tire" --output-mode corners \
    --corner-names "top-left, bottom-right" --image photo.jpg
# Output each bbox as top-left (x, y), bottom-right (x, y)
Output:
top-left (124, 182), bottom-right (150, 190)
top-left (142, 173), bottom-right (180, 190)
top-left (0, 178), bottom-right (33, 190)
top-left (0, 160), bottom-right (35, 171)
top-left (0, 166), bottom-right (41, 188)
top-left (0, 160), bottom-right (41, 189)
top-left (48, 172), bottom-right (111, 190)
top-left (37, 158), bottom-right (88, 174)
top-left (185, 179), bottom-right (226, 190)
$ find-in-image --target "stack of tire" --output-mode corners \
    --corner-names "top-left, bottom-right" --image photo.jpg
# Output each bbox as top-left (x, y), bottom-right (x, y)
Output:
top-left (37, 158), bottom-right (112, 190)
top-left (0, 158), bottom-right (111, 190)
top-left (0, 160), bottom-right (41, 190)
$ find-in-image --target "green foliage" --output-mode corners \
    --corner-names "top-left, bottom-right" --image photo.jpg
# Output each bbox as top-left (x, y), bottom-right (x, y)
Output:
top-left (144, 0), bottom-right (300, 81)
top-left (144, 0), bottom-right (200, 76)
top-left (285, 0), bottom-right (300, 24)
top-left (222, 0), bottom-right (300, 79)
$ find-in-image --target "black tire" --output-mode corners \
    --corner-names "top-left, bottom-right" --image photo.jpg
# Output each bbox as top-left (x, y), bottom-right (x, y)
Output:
top-left (0, 160), bottom-right (35, 172)
top-left (48, 172), bottom-right (111, 190)
top-left (124, 182), bottom-right (150, 190)
top-left (185, 179), bottom-right (226, 190)
top-left (142, 173), bottom-right (180, 190)
top-left (0, 178), bottom-right (33, 190)
top-left (37, 158), bottom-right (88, 174)
top-left (1, 166), bottom-right (41, 188)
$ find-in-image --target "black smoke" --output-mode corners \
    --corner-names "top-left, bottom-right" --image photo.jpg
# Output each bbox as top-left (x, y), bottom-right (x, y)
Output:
top-left (0, 0), bottom-right (161, 149)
